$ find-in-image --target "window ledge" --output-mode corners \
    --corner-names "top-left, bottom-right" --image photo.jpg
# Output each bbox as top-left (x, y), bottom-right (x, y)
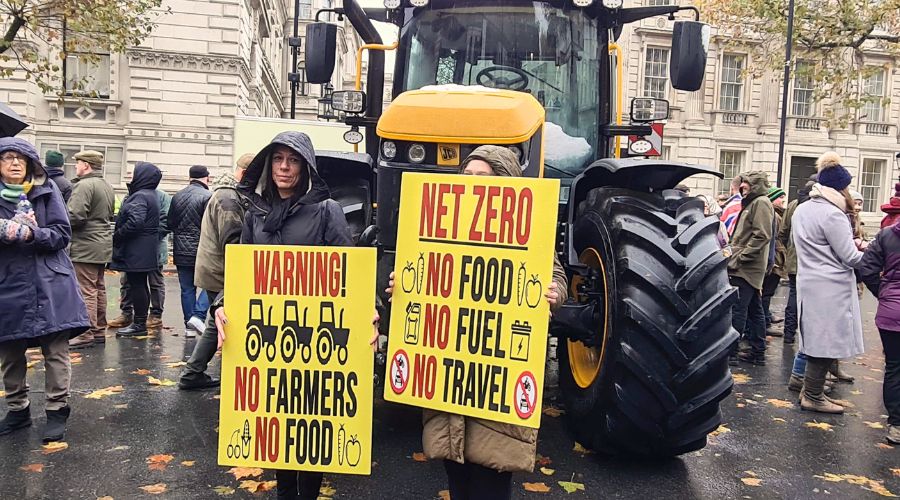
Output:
top-left (45, 96), bottom-right (122, 124)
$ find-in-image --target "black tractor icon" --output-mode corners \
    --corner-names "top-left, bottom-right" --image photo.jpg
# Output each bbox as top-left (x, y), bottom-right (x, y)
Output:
top-left (280, 301), bottom-right (314, 363)
top-left (246, 299), bottom-right (278, 362)
top-left (316, 302), bottom-right (350, 365)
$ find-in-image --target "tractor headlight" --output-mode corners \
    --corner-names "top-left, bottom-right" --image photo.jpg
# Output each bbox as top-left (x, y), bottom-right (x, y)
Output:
top-left (343, 127), bottom-right (364, 145)
top-left (331, 91), bottom-right (366, 114)
top-left (601, 0), bottom-right (623, 8)
top-left (408, 143), bottom-right (426, 163)
top-left (383, 0), bottom-right (401, 8)
top-left (410, 0), bottom-right (429, 6)
top-left (574, 0), bottom-right (595, 6)
top-left (382, 141), bottom-right (397, 160)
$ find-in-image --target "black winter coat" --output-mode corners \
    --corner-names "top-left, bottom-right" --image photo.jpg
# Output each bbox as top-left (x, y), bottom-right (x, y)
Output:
top-left (169, 180), bottom-right (211, 266)
top-left (239, 131), bottom-right (352, 247)
top-left (45, 166), bottom-right (72, 203)
top-left (111, 162), bottom-right (162, 272)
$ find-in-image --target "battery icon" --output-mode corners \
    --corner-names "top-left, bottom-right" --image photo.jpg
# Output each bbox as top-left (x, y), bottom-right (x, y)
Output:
top-left (509, 320), bottom-right (531, 361)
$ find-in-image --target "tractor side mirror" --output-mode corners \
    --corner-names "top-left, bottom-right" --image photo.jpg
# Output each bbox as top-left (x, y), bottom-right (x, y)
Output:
top-left (631, 98), bottom-right (669, 122)
top-left (305, 23), bottom-right (337, 84)
top-left (669, 21), bottom-right (709, 91)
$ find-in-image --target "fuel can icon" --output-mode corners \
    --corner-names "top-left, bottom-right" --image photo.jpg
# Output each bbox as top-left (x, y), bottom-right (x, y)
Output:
top-left (509, 320), bottom-right (531, 362)
top-left (404, 302), bottom-right (421, 345)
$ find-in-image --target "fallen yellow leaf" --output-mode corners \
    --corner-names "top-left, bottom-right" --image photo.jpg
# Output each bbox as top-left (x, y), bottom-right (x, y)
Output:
top-left (804, 421), bottom-right (834, 432)
top-left (41, 442), bottom-right (68, 454)
top-left (741, 478), bottom-right (762, 486)
top-left (139, 483), bottom-right (167, 495)
top-left (166, 361), bottom-right (187, 368)
top-left (212, 485), bottom-right (235, 496)
top-left (319, 484), bottom-right (337, 497)
top-left (540, 467), bottom-right (555, 476)
top-left (523, 482), bottom-right (551, 493)
top-left (97, 496), bottom-right (114, 500)
top-left (147, 376), bottom-right (176, 387)
top-left (865, 421), bottom-right (885, 429)
top-left (437, 490), bottom-right (450, 500)
top-left (710, 424), bottom-right (731, 437)
top-left (227, 467), bottom-right (263, 480)
top-left (558, 481), bottom-right (586, 494)
top-left (772, 417), bottom-right (786, 423)
top-left (536, 454), bottom-right (552, 466)
top-left (892, 468), bottom-right (900, 477)
top-left (412, 452), bottom-right (428, 462)
top-left (181, 460), bottom-right (195, 467)
top-left (542, 407), bottom-right (564, 417)
top-left (131, 369), bottom-right (152, 375)
top-left (85, 385), bottom-right (124, 399)
top-left (814, 473), bottom-right (897, 497)
top-left (732, 373), bottom-right (752, 384)
top-left (876, 443), bottom-right (895, 450)
top-left (766, 398), bottom-right (794, 409)
top-left (572, 442), bottom-right (593, 454)
top-left (113, 404), bottom-right (128, 409)
top-left (20, 463), bottom-right (44, 473)
top-left (851, 390), bottom-right (864, 395)
top-left (239, 480), bottom-right (276, 493)
top-left (103, 368), bottom-right (117, 372)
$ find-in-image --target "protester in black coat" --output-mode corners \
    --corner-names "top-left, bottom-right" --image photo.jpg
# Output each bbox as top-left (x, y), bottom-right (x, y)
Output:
top-left (111, 161), bottom-right (161, 337)
top-left (168, 166), bottom-right (212, 332)
top-left (44, 150), bottom-right (72, 203)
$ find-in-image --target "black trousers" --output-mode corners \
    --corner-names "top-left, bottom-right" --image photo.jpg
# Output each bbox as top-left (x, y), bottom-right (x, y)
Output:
top-left (275, 470), bottom-right (323, 500)
top-left (784, 274), bottom-right (798, 342)
top-left (730, 276), bottom-right (766, 355)
top-left (880, 329), bottom-right (900, 426)
top-left (444, 460), bottom-right (512, 500)
top-left (761, 273), bottom-right (781, 326)
top-left (125, 271), bottom-right (150, 323)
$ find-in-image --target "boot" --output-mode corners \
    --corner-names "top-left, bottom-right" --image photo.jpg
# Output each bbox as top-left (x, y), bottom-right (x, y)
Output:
top-left (770, 315), bottom-right (784, 324)
top-left (737, 351), bottom-right (766, 366)
top-left (800, 358), bottom-right (844, 414)
top-left (766, 325), bottom-right (783, 337)
top-left (93, 331), bottom-right (106, 344)
top-left (0, 407), bottom-right (32, 436)
top-left (68, 332), bottom-right (94, 350)
top-left (43, 406), bottom-right (70, 443)
top-left (829, 360), bottom-right (855, 383)
top-left (178, 373), bottom-right (221, 391)
top-left (887, 425), bottom-right (900, 445)
top-left (117, 320), bottom-right (147, 337)
top-left (146, 315), bottom-right (163, 329)
top-left (788, 373), bottom-right (833, 394)
top-left (107, 314), bottom-right (133, 328)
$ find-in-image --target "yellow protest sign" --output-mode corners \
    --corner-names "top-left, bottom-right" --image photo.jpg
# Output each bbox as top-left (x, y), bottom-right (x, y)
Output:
top-left (384, 172), bottom-right (560, 429)
top-left (218, 245), bottom-right (375, 475)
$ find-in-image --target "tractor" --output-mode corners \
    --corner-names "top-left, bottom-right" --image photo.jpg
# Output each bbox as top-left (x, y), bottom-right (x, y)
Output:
top-left (280, 301), bottom-right (314, 363)
top-left (304, 0), bottom-right (737, 457)
top-left (316, 302), bottom-right (352, 365)
top-left (246, 299), bottom-right (278, 363)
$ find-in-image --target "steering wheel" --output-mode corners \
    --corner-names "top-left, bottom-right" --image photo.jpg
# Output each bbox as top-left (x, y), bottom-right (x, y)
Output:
top-left (476, 66), bottom-right (530, 91)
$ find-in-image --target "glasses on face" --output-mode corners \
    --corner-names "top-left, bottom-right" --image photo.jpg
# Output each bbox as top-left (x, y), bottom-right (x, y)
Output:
top-left (0, 153), bottom-right (26, 164)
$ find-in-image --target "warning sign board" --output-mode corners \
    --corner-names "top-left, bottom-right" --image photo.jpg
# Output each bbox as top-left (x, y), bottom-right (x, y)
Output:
top-left (218, 245), bottom-right (376, 475)
top-left (384, 172), bottom-right (560, 429)
top-left (628, 122), bottom-right (664, 156)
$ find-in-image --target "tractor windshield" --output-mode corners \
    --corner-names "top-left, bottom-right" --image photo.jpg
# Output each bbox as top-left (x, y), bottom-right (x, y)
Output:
top-left (400, 2), bottom-right (602, 175)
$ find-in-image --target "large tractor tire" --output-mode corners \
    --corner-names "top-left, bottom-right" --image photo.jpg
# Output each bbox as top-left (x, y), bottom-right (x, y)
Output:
top-left (559, 187), bottom-right (737, 457)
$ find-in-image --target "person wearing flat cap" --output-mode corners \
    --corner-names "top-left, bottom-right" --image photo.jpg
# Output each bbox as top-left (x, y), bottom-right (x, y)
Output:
top-left (168, 165), bottom-right (213, 337)
top-left (67, 150), bottom-right (116, 349)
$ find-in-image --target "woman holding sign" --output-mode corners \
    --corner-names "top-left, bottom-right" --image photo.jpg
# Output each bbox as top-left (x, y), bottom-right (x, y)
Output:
top-left (388, 145), bottom-right (568, 499)
top-left (215, 131), bottom-right (354, 500)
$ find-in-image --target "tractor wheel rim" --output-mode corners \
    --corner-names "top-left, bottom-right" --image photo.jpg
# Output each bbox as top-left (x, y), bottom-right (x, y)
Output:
top-left (568, 247), bottom-right (609, 389)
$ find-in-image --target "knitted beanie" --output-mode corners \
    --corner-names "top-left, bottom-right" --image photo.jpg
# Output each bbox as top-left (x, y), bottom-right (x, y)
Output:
top-left (767, 187), bottom-right (786, 202)
top-left (816, 151), bottom-right (852, 191)
top-left (44, 150), bottom-right (64, 169)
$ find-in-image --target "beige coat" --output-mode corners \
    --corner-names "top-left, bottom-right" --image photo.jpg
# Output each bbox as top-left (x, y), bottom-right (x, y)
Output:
top-left (423, 145), bottom-right (567, 472)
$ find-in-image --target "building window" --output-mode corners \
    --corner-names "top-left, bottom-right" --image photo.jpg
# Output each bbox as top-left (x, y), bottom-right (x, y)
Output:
top-left (861, 69), bottom-right (886, 122)
top-left (643, 47), bottom-right (669, 99)
top-left (860, 159), bottom-right (885, 212)
top-left (719, 54), bottom-right (745, 111)
top-left (38, 143), bottom-right (125, 187)
top-left (791, 62), bottom-right (815, 117)
top-left (718, 150), bottom-right (744, 196)
top-left (646, 0), bottom-right (672, 5)
top-left (64, 54), bottom-right (111, 98)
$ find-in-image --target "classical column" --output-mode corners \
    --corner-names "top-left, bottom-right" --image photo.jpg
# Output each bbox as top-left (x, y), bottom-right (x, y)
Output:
top-left (757, 69), bottom-right (780, 131)
top-left (683, 85), bottom-right (706, 127)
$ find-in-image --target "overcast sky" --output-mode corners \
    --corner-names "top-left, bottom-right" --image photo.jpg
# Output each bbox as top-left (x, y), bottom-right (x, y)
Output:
top-left (354, 0), bottom-right (399, 73)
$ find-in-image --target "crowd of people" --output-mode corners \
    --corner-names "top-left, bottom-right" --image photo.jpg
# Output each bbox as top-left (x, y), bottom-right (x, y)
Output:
top-left (2, 131), bottom-right (899, 497)
top-left (715, 151), bottom-right (899, 444)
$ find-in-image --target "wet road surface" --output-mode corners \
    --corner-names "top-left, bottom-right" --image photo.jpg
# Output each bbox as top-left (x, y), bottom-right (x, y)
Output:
top-left (0, 274), bottom-right (898, 499)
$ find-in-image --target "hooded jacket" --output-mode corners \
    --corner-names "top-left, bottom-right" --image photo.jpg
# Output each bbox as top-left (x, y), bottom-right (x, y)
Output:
top-left (169, 179), bottom-right (212, 266)
top-left (727, 171), bottom-right (774, 290)
top-left (0, 137), bottom-right (90, 342)
top-left (238, 132), bottom-right (351, 247)
top-left (423, 145), bottom-right (568, 474)
top-left (111, 162), bottom-right (162, 272)
top-left (67, 172), bottom-right (116, 264)
top-left (44, 164), bottom-right (72, 203)
top-left (194, 172), bottom-right (247, 292)
top-left (859, 224), bottom-right (900, 331)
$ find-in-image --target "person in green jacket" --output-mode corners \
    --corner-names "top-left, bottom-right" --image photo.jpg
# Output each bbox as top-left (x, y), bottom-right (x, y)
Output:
top-left (67, 151), bottom-right (116, 349)
top-left (727, 171), bottom-right (774, 366)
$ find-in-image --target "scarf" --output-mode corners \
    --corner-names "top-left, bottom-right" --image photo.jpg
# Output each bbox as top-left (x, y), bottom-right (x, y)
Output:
top-left (0, 180), bottom-right (31, 203)
top-left (809, 184), bottom-right (848, 213)
top-left (262, 191), bottom-right (303, 233)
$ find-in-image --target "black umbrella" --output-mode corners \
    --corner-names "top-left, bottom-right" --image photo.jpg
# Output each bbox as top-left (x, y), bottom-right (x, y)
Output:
top-left (0, 102), bottom-right (28, 137)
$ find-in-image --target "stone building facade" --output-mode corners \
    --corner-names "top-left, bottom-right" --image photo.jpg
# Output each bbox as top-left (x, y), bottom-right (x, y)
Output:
top-left (3, 0), bottom-right (360, 192)
top-left (618, 3), bottom-right (900, 226)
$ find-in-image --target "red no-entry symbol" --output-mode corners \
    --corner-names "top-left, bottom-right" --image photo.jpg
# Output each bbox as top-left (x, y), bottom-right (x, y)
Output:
top-left (390, 349), bottom-right (410, 395)
top-left (514, 371), bottom-right (537, 420)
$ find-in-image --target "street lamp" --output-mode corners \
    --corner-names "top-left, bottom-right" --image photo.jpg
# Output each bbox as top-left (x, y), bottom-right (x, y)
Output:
top-left (317, 83), bottom-right (339, 121)
top-left (775, 0), bottom-right (796, 187)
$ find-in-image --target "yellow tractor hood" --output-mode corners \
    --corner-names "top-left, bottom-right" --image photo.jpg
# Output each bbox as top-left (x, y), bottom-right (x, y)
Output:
top-left (376, 86), bottom-right (545, 144)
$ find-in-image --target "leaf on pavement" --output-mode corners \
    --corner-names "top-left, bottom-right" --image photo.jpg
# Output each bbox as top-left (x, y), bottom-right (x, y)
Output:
top-left (851, 390), bottom-right (864, 395)
top-left (542, 406), bottom-right (564, 417)
top-left (772, 417), bottom-right (786, 423)
top-left (710, 424), bottom-right (731, 437)
top-left (536, 454), bottom-right (552, 466)
top-left (104, 368), bottom-right (117, 372)
top-left (741, 477), bottom-right (762, 486)
top-left (437, 490), bottom-right (450, 500)
top-left (319, 484), bottom-right (337, 497)
top-left (876, 443), bottom-right (895, 450)
top-left (732, 373), bottom-right (751, 384)
top-left (814, 473), bottom-right (897, 497)
top-left (20, 463), bottom-right (44, 473)
top-left (239, 480), bottom-right (276, 493)
top-left (166, 361), bottom-right (187, 368)
top-left (866, 421), bottom-right (886, 429)
top-left (212, 486), bottom-right (235, 496)
top-left (85, 385), bottom-right (124, 399)
top-left (97, 497), bottom-right (114, 500)
top-left (558, 481), bottom-right (585, 494)
top-left (147, 376), bottom-right (176, 386)
top-left (114, 404), bottom-right (128, 409)
top-left (147, 454), bottom-right (174, 471)
top-left (572, 442), bottom-right (593, 454)
top-left (804, 421), bottom-right (834, 432)
top-left (412, 452), bottom-right (428, 462)
top-left (540, 467), bottom-right (555, 476)
top-left (181, 460), bottom-right (195, 467)
top-left (892, 468), bottom-right (900, 477)
top-left (41, 442), bottom-right (68, 454)
top-left (228, 467), bottom-right (263, 480)
top-left (131, 369), bottom-right (153, 375)
top-left (766, 398), bottom-right (794, 409)
top-left (107, 445), bottom-right (130, 452)
top-left (523, 482), bottom-right (551, 493)
top-left (139, 483), bottom-right (167, 495)
top-left (69, 353), bottom-right (83, 364)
